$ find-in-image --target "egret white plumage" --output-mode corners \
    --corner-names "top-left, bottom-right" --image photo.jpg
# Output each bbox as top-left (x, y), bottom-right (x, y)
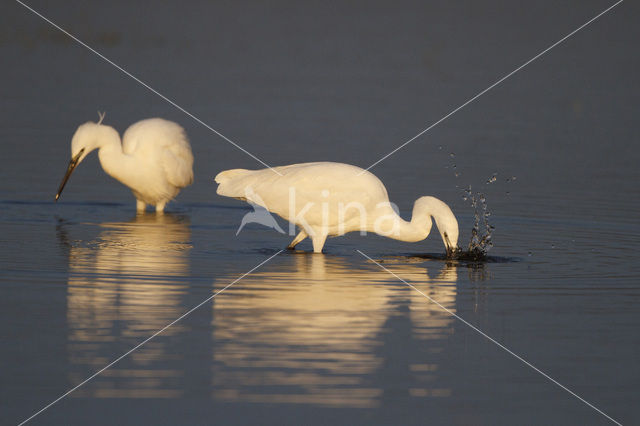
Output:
top-left (55, 114), bottom-right (194, 213)
top-left (215, 162), bottom-right (459, 254)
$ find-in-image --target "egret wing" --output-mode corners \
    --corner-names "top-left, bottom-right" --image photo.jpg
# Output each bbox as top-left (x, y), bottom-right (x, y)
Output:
top-left (123, 118), bottom-right (194, 188)
top-left (216, 162), bottom-right (387, 223)
top-left (161, 140), bottom-right (194, 188)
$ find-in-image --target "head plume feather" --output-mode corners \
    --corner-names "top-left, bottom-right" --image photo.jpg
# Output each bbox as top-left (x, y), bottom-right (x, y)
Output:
top-left (96, 111), bottom-right (106, 125)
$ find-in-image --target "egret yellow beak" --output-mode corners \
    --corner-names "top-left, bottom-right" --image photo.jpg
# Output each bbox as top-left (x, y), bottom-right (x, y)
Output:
top-left (55, 148), bottom-right (84, 202)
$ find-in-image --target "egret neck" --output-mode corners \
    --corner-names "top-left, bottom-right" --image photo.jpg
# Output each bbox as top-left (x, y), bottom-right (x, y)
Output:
top-left (371, 196), bottom-right (458, 253)
top-left (94, 125), bottom-right (139, 188)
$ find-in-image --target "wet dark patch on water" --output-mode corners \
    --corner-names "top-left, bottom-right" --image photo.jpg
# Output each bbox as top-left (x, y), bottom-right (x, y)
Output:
top-left (388, 252), bottom-right (520, 264)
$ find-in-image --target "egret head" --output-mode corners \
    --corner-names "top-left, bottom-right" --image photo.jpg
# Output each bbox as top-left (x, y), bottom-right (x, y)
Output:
top-left (441, 226), bottom-right (459, 258)
top-left (55, 113), bottom-right (108, 201)
top-left (416, 196), bottom-right (459, 257)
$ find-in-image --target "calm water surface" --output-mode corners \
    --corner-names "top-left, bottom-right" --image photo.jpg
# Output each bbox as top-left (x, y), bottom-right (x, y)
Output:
top-left (1, 1), bottom-right (639, 425)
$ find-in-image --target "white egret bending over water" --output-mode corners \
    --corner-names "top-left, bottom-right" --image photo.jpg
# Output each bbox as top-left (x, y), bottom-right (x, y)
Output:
top-left (55, 114), bottom-right (194, 213)
top-left (215, 162), bottom-right (459, 254)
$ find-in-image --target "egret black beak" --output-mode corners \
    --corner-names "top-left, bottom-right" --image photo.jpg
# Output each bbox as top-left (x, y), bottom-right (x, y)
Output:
top-left (443, 232), bottom-right (456, 259)
top-left (55, 148), bottom-right (84, 202)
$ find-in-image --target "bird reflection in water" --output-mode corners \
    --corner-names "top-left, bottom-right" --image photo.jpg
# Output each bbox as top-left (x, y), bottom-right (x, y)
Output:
top-left (64, 214), bottom-right (191, 398)
top-left (211, 254), bottom-right (458, 407)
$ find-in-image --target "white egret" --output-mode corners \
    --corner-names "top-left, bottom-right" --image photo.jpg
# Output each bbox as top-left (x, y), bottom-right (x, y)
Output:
top-left (215, 162), bottom-right (459, 254)
top-left (55, 114), bottom-right (194, 213)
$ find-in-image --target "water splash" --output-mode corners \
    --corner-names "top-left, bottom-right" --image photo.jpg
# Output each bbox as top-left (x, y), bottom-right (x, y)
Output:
top-left (441, 152), bottom-right (501, 261)
top-left (467, 187), bottom-right (494, 252)
top-left (448, 185), bottom-right (494, 261)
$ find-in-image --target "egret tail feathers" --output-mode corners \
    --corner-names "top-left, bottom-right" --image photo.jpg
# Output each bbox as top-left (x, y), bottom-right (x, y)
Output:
top-left (214, 169), bottom-right (251, 184)
top-left (215, 169), bottom-right (257, 199)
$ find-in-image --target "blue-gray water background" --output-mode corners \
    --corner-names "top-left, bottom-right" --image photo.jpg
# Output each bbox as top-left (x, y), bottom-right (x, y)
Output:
top-left (1, 1), bottom-right (639, 424)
